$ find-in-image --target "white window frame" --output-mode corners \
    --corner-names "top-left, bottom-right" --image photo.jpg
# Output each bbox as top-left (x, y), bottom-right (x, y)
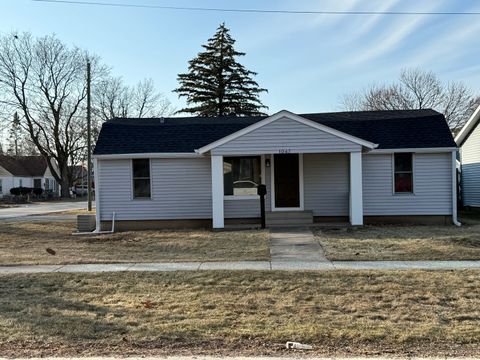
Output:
top-left (271, 153), bottom-right (304, 211)
top-left (223, 155), bottom-right (264, 200)
top-left (131, 159), bottom-right (152, 200)
top-left (392, 153), bottom-right (415, 196)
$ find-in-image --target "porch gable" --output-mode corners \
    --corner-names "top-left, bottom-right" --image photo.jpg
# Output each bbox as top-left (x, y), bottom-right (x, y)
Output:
top-left (197, 110), bottom-right (377, 156)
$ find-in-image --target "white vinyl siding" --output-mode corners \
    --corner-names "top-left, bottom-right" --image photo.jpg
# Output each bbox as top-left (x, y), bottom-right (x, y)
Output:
top-left (460, 124), bottom-right (480, 207)
top-left (211, 117), bottom-right (361, 155)
top-left (304, 153), bottom-right (349, 216)
top-left (363, 153), bottom-right (452, 215)
top-left (98, 158), bottom-right (212, 221)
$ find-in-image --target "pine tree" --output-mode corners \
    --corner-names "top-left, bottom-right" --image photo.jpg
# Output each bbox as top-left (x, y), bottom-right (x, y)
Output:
top-left (7, 112), bottom-right (22, 156)
top-left (174, 23), bottom-right (267, 117)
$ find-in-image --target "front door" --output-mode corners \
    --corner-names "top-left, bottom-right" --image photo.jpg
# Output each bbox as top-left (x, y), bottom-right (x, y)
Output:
top-left (273, 154), bottom-right (300, 209)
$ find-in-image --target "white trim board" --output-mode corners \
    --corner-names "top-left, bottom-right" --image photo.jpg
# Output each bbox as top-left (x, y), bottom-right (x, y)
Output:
top-left (195, 110), bottom-right (378, 154)
top-left (455, 104), bottom-right (480, 146)
top-left (369, 147), bottom-right (457, 154)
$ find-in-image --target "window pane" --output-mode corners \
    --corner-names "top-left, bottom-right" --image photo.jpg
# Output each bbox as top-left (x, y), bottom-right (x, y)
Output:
top-left (223, 159), bottom-right (234, 195)
top-left (224, 157), bottom-right (260, 196)
top-left (133, 159), bottom-right (150, 178)
top-left (395, 173), bottom-right (413, 193)
top-left (134, 179), bottom-right (151, 198)
top-left (395, 153), bottom-right (412, 172)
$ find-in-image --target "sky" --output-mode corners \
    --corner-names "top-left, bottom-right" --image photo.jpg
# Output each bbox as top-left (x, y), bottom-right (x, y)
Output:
top-left (1, 0), bottom-right (480, 115)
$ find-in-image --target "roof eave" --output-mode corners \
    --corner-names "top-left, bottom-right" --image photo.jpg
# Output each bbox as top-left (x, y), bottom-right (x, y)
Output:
top-left (455, 105), bottom-right (480, 145)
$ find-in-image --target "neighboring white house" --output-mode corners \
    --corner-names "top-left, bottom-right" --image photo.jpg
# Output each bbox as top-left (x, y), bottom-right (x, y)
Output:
top-left (455, 105), bottom-right (480, 208)
top-left (0, 155), bottom-right (60, 198)
top-left (93, 109), bottom-right (459, 231)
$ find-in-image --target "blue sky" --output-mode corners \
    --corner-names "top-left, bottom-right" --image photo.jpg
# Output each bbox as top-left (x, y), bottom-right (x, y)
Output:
top-left (2, 0), bottom-right (480, 114)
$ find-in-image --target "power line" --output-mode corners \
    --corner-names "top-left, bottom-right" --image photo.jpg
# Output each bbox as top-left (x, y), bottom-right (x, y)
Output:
top-left (31, 0), bottom-right (480, 16)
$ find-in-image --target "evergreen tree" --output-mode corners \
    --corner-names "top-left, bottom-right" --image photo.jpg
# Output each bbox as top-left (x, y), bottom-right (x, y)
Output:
top-left (174, 23), bottom-right (267, 117)
top-left (7, 112), bottom-right (22, 156)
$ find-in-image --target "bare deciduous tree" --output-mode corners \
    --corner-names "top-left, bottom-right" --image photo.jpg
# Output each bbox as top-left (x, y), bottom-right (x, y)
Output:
top-left (0, 32), bottom-right (105, 197)
top-left (94, 77), bottom-right (173, 122)
top-left (340, 68), bottom-right (479, 132)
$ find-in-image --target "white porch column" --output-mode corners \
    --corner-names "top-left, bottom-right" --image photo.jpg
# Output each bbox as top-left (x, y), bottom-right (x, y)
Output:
top-left (349, 152), bottom-right (364, 226)
top-left (211, 155), bottom-right (224, 229)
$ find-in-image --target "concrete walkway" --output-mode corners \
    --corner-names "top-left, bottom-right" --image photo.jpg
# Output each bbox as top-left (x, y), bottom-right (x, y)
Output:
top-left (1, 260), bottom-right (480, 274)
top-left (270, 227), bottom-right (328, 262)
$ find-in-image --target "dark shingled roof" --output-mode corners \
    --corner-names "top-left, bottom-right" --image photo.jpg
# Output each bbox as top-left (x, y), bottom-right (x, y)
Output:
top-left (0, 155), bottom-right (48, 176)
top-left (93, 109), bottom-right (457, 155)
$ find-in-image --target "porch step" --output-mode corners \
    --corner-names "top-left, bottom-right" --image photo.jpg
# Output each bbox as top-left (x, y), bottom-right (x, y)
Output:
top-left (266, 211), bottom-right (313, 227)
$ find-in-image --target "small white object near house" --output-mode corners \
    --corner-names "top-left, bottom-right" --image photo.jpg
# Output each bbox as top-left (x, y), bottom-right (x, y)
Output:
top-left (92, 109), bottom-right (459, 231)
top-left (455, 105), bottom-right (480, 209)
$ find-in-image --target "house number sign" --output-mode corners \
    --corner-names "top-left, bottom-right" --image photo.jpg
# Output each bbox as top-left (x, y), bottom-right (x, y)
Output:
top-left (278, 149), bottom-right (292, 154)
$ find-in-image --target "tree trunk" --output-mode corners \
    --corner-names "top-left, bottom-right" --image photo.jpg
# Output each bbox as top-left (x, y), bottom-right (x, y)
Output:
top-left (59, 162), bottom-right (71, 198)
top-left (60, 176), bottom-right (70, 198)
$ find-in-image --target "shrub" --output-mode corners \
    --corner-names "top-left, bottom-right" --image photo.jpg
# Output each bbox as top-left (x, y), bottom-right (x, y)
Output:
top-left (32, 187), bottom-right (44, 196)
top-left (9, 187), bottom-right (20, 196)
top-left (10, 187), bottom-right (32, 196)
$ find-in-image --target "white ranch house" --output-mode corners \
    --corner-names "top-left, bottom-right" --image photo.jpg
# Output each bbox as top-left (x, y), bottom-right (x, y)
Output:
top-left (93, 109), bottom-right (459, 230)
top-left (0, 155), bottom-right (60, 198)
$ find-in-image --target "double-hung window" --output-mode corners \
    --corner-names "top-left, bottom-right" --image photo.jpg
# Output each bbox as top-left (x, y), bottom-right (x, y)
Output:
top-left (133, 159), bottom-right (151, 198)
top-left (394, 153), bottom-right (413, 194)
top-left (224, 156), bottom-right (261, 196)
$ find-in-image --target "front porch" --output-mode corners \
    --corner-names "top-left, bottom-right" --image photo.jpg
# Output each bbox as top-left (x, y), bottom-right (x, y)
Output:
top-left (193, 110), bottom-right (377, 230)
top-left (210, 152), bottom-right (365, 229)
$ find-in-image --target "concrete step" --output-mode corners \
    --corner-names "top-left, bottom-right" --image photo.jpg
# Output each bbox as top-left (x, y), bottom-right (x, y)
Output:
top-left (266, 210), bottom-right (313, 220)
top-left (266, 211), bottom-right (313, 227)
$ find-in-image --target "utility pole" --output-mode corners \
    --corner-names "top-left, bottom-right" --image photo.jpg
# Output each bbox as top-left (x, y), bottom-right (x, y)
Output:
top-left (87, 60), bottom-right (92, 211)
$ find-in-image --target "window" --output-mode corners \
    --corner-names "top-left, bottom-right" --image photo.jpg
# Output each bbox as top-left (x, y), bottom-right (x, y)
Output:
top-left (45, 178), bottom-right (51, 190)
top-left (34, 179), bottom-right (41, 188)
top-left (394, 153), bottom-right (413, 193)
top-left (224, 156), bottom-right (261, 196)
top-left (0, 179), bottom-right (2, 193)
top-left (133, 159), bottom-right (151, 198)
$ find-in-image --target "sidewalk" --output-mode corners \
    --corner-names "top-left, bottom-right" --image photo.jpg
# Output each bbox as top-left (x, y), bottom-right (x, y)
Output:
top-left (1, 260), bottom-right (480, 274)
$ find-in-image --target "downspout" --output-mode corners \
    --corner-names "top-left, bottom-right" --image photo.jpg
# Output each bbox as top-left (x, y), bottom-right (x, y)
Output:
top-left (452, 150), bottom-right (461, 226)
top-left (93, 157), bottom-right (101, 232)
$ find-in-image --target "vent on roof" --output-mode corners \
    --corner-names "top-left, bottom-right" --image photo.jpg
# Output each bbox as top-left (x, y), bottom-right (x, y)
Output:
top-left (159, 117), bottom-right (165, 124)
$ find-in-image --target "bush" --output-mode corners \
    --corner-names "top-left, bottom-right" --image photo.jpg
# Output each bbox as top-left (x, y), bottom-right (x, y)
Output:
top-left (10, 187), bottom-right (33, 196)
top-left (32, 187), bottom-right (43, 196)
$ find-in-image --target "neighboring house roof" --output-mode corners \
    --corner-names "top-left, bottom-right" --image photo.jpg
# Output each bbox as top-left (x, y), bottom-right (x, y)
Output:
top-left (94, 109), bottom-right (457, 155)
top-left (455, 105), bottom-right (480, 146)
top-left (0, 155), bottom-right (48, 177)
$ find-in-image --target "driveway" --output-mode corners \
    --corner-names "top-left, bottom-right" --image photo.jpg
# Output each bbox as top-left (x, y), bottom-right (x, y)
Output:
top-left (0, 201), bottom-right (87, 220)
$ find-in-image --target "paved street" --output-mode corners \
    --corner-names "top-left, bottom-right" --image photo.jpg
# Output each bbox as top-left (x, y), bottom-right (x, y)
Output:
top-left (0, 201), bottom-right (87, 220)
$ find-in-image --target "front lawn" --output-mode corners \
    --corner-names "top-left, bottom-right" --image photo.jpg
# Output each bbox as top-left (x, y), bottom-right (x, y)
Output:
top-left (0, 221), bottom-right (269, 265)
top-left (316, 214), bottom-right (480, 261)
top-left (0, 270), bottom-right (479, 357)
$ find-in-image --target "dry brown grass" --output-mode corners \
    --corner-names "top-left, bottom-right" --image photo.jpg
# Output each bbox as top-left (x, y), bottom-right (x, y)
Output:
top-left (316, 213), bottom-right (480, 261)
top-left (0, 221), bottom-right (269, 265)
top-left (0, 270), bottom-right (479, 357)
